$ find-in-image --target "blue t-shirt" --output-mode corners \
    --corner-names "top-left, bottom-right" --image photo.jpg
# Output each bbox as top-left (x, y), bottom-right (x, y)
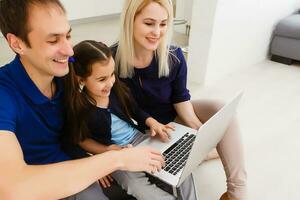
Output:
top-left (110, 113), bottom-right (138, 146)
top-left (115, 47), bottom-right (191, 124)
top-left (0, 56), bottom-right (70, 164)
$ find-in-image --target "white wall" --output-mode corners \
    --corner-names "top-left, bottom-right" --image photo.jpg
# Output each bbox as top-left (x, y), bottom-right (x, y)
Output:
top-left (174, 0), bottom-right (194, 33)
top-left (60, 0), bottom-right (123, 21)
top-left (188, 0), bottom-right (300, 85)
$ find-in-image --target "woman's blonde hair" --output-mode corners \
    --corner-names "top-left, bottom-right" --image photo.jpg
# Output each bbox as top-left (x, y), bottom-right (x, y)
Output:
top-left (115, 0), bottom-right (174, 78)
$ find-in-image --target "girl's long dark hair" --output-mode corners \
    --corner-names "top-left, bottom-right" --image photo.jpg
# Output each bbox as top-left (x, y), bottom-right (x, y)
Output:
top-left (63, 40), bottom-right (133, 144)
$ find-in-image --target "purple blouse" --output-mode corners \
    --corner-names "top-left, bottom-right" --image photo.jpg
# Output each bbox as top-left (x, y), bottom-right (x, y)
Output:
top-left (115, 46), bottom-right (191, 124)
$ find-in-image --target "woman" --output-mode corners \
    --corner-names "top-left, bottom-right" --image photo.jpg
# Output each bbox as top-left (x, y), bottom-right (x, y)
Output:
top-left (112, 0), bottom-right (247, 199)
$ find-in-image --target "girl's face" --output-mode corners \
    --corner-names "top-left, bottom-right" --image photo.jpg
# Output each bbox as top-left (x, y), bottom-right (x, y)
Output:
top-left (133, 2), bottom-right (169, 52)
top-left (82, 57), bottom-right (115, 100)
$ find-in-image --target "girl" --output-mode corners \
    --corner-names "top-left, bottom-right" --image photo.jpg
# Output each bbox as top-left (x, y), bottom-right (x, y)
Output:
top-left (113, 0), bottom-right (247, 200)
top-left (63, 40), bottom-right (196, 200)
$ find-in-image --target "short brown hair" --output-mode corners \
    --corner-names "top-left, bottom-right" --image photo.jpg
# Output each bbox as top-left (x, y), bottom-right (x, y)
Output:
top-left (0, 0), bottom-right (66, 47)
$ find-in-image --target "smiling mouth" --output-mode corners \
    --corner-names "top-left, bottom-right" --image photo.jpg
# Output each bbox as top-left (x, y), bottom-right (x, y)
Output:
top-left (147, 37), bottom-right (159, 43)
top-left (102, 90), bottom-right (110, 93)
top-left (53, 58), bottom-right (68, 64)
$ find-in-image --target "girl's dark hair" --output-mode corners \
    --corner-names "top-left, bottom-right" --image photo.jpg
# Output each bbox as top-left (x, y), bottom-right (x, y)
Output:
top-left (63, 40), bottom-right (133, 144)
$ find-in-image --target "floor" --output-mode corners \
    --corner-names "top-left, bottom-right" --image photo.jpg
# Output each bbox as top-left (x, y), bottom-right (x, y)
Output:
top-left (191, 60), bottom-right (300, 200)
top-left (1, 18), bottom-right (300, 200)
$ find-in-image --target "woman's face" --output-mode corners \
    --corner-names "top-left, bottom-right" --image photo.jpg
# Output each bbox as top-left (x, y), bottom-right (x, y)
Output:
top-left (133, 2), bottom-right (169, 52)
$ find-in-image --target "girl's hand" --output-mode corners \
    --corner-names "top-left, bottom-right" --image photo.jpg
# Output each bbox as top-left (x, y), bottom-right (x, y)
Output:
top-left (99, 174), bottom-right (114, 188)
top-left (146, 118), bottom-right (175, 142)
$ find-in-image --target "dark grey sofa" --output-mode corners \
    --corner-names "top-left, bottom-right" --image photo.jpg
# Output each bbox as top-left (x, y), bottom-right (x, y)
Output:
top-left (270, 11), bottom-right (300, 65)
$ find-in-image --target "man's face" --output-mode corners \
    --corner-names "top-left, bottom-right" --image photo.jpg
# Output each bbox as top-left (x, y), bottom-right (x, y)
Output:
top-left (21, 4), bottom-right (73, 78)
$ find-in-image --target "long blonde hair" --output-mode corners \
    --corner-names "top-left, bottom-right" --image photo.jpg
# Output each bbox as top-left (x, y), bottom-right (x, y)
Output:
top-left (115, 0), bottom-right (174, 78)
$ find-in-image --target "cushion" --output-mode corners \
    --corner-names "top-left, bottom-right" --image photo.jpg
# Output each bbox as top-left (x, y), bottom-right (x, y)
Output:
top-left (274, 14), bottom-right (300, 39)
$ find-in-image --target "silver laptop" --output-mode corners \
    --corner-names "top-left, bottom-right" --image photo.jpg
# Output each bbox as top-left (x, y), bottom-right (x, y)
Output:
top-left (136, 92), bottom-right (243, 188)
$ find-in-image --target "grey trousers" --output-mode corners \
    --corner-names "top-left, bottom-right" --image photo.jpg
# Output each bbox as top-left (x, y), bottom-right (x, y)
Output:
top-left (112, 171), bottom-right (197, 200)
top-left (111, 132), bottom-right (198, 200)
top-left (62, 182), bottom-right (108, 200)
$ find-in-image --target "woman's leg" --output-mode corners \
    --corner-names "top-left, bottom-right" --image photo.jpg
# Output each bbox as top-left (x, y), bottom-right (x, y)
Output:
top-left (177, 99), bottom-right (247, 199)
top-left (112, 171), bottom-right (176, 200)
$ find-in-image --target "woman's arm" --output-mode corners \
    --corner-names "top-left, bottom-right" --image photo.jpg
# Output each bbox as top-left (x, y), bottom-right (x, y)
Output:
top-left (79, 138), bottom-right (122, 154)
top-left (173, 100), bottom-right (203, 130)
top-left (173, 101), bottom-right (219, 160)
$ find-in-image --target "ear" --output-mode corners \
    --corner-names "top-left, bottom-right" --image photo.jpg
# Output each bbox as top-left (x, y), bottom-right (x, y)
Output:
top-left (76, 75), bottom-right (86, 86)
top-left (6, 33), bottom-right (27, 55)
top-left (76, 75), bottom-right (83, 83)
top-left (76, 76), bottom-right (85, 92)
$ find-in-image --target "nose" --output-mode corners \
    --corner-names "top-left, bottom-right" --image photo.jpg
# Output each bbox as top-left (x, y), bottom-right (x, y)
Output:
top-left (152, 25), bottom-right (160, 36)
top-left (106, 77), bottom-right (114, 88)
top-left (108, 79), bottom-right (114, 87)
top-left (60, 39), bottom-right (74, 56)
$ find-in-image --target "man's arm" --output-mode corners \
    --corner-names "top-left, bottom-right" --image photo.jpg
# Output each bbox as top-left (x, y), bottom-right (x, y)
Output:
top-left (0, 131), bottom-right (164, 199)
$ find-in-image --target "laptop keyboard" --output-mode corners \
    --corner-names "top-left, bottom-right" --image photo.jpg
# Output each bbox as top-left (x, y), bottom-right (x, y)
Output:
top-left (162, 132), bottom-right (196, 175)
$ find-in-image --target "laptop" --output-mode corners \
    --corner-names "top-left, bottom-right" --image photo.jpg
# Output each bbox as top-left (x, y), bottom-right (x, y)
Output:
top-left (136, 92), bottom-right (243, 188)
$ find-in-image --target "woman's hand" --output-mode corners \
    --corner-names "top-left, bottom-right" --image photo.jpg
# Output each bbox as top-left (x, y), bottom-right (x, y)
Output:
top-left (146, 118), bottom-right (175, 142)
top-left (99, 174), bottom-right (114, 188)
top-left (203, 148), bottom-right (219, 161)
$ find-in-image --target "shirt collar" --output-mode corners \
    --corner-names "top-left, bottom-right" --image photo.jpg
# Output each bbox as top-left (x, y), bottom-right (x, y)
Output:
top-left (8, 55), bottom-right (63, 105)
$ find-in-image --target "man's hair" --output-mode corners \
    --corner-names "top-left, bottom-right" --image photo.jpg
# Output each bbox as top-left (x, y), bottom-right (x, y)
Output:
top-left (0, 0), bottom-right (66, 47)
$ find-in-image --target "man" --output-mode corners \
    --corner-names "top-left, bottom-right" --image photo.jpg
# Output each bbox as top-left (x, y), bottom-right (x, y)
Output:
top-left (0, 0), bottom-right (164, 199)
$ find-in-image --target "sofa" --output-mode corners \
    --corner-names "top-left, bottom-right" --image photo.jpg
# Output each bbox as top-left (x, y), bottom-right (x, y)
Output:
top-left (270, 11), bottom-right (300, 65)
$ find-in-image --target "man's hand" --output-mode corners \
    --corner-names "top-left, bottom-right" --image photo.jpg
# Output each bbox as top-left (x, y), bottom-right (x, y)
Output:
top-left (118, 146), bottom-right (165, 174)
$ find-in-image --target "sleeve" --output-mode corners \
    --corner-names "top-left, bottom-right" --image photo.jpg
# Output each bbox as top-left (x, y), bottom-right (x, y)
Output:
top-left (0, 87), bottom-right (18, 133)
top-left (171, 47), bottom-right (191, 104)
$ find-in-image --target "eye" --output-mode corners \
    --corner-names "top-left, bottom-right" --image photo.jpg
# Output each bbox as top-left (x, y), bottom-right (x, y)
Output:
top-left (160, 23), bottom-right (167, 27)
top-left (66, 34), bottom-right (72, 40)
top-left (98, 78), bottom-right (106, 82)
top-left (145, 22), bottom-right (154, 26)
top-left (47, 40), bottom-right (58, 44)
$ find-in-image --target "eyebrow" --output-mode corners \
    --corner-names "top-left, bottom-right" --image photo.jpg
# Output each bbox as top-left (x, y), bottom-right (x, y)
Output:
top-left (96, 72), bottom-right (114, 80)
top-left (46, 27), bottom-right (72, 38)
top-left (144, 18), bottom-right (168, 22)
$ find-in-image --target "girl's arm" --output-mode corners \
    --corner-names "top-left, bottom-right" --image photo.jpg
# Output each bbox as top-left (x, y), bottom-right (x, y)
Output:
top-left (173, 100), bottom-right (202, 130)
top-left (79, 138), bottom-right (122, 155)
